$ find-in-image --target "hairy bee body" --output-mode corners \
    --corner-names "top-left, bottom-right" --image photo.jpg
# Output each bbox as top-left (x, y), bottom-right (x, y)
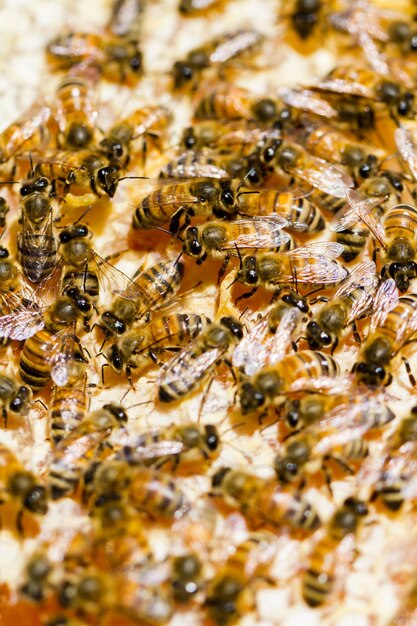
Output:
top-left (50, 369), bottom-right (87, 446)
top-left (0, 374), bottom-right (32, 426)
top-left (55, 77), bottom-right (97, 149)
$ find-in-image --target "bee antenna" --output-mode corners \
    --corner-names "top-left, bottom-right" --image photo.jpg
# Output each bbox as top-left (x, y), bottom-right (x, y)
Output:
top-left (174, 250), bottom-right (184, 265)
top-left (74, 206), bottom-right (93, 225)
top-left (119, 387), bottom-right (131, 404)
top-left (96, 352), bottom-right (109, 361)
top-left (29, 151), bottom-right (34, 176)
top-left (239, 306), bottom-right (249, 320)
top-left (126, 400), bottom-right (153, 408)
top-left (0, 180), bottom-right (19, 185)
top-left (155, 225), bottom-right (182, 241)
top-left (101, 362), bottom-right (109, 385)
top-left (118, 175), bottom-right (150, 182)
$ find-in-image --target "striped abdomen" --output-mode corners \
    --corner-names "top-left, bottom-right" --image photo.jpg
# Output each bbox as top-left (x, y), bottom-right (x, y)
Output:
top-left (18, 231), bottom-right (57, 284)
top-left (302, 532), bottom-right (338, 606)
top-left (62, 262), bottom-right (99, 299)
top-left (129, 467), bottom-right (186, 518)
top-left (278, 350), bottom-right (340, 389)
top-left (19, 329), bottom-right (57, 390)
top-left (133, 260), bottom-right (184, 316)
top-left (132, 183), bottom-right (200, 229)
top-left (385, 204), bottom-right (417, 242)
top-left (50, 374), bottom-right (87, 446)
top-left (375, 294), bottom-right (417, 353)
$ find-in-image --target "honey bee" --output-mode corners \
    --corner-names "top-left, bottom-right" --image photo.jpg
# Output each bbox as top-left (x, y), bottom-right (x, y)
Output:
top-left (353, 278), bottom-right (417, 386)
top-left (194, 84), bottom-right (280, 124)
top-left (0, 102), bottom-right (51, 164)
top-left (131, 178), bottom-right (239, 232)
top-left (54, 76), bottom-right (98, 150)
top-left (234, 242), bottom-right (347, 299)
top-left (179, 0), bottom-right (227, 15)
top-left (341, 188), bottom-right (417, 292)
top-left (17, 172), bottom-right (58, 284)
top-left (99, 105), bottom-right (172, 167)
top-left (46, 32), bottom-right (143, 84)
top-left (107, 0), bottom-right (145, 37)
top-left (92, 461), bottom-right (188, 520)
top-left (28, 149), bottom-right (121, 206)
top-left (306, 260), bottom-right (377, 351)
top-left (19, 553), bottom-right (52, 602)
top-left (100, 257), bottom-right (184, 337)
top-left (159, 150), bottom-right (230, 180)
top-left (181, 216), bottom-right (294, 278)
top-left (114, 422), bottom-right (220, 468)
top-left (49, 403), bottom-right (128, 500)
top-left (172, 29), bottom-right (263, 90)
top-left (0, 374), bottom-right (32, 428)
top-left (273, 393), bottom-right (394, 485)
top-left (157, 316), bottom-right (242, 404)
top-left (256, 136), bottom-right (354, 197)
top-left (233, 289), bottom-right (310, 376)
top-left (281, 0), bottom-right (327, 41)
top-left (205, 532), bottom-right (275, 624)
top-left (238, 350), bottom-right (342, 414)
top-left (211, 467), bottom-right (321, 531)
top-left (311, 66), bottom-right (417, 122)
top-left (50, 366), bottom-right (87, 446)
top-left (328, 171), bottom-right (403, 262)
top-left (237, 188), bottom-right (325, 232)
top-left (0, 443), bottom-right (48, 533)
top-left (19, 294), bottom-right (91, 391)
top-left (108, 313), bottom-right (211, 377)
top-left (181, 120), bottom-right (280, 155)
top-left (0, 246), bottom-right (45, 341)
top-left (302, 497), bottom-right (368, 607)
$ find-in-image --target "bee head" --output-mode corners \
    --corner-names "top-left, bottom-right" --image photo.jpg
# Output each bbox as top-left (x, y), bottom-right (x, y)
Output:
top-left (353, 361), bottom-right (388, 387)
top-left (184, 226), bottom-right (203, 257)
top-left (108, 345), bottom-right (124, 373)
top-left (306, 320), bottom-right (332, 349)
top-left (59, 223), bottom-right (89, 243)
top-left (385, 260), bottom-right (417, 293)
top-left (173, 61), bottom-right (194, 89)
top-left (239, 381), bottom-right (265, 414)
top-left (103, 403), bottom-right (128, 424)
top-left (97, 164), bottom-right (120, 198)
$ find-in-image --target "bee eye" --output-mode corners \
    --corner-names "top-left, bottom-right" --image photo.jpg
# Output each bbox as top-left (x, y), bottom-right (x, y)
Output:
top-left (221, 190), bottom-right (234, 206)
top-left (130, 55), bottom-right (142, 71)
top-left (263, 146), bottom-right (276, 163)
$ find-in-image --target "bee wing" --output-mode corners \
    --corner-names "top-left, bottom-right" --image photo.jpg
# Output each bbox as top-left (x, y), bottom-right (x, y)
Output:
top-left (312, 78), bottom-right (373, 99)
top-left (278, 88), bottom-right (338, 119)
top-left (208, 30), bottom-right (261, 64)
top-left (291, 155), bottom-right (354, 198)
top-left (267, 308), bottom-right (302, 366)
top-left (278, 259), bottom-right (347, 285)
top-left (160, 154), bottom-right (229, 179)
top-left (330, 192), bottom-right (384, 234)
top-left (286, 241), bottom-right (344, 261)
top-left (3, 104), bottom-right (52, 159)
top-left (368, 278), bottom-right (398, 335)
top-left (158, 346), bottom-right (223, 388)
top-left (344, 188), bottom-right (388, 246)
top-left (50, 332), bottom-right (83, 387)
top-left (232, 318), bottom-right (270, 375)
top-left (0, 290), bottom-right (45, 340)
top-left (289, 375), bottom-right (351, 395)
top-left (334, 261), bottom-right (377, 324)
top-left (48, 34), bottom-right (106, 61)
top-left (355, 26), bottom-right (390, 77)
top-left (395, 126), bottom-right (417, 181)
top-left (90, 251), bottom-right (144, 299)
top-left (221, 217), bottom-right (292, 250)
top-left (131, 178), bottom-right (202, 207)
top-left (119, 440), bottom-right (186, 462)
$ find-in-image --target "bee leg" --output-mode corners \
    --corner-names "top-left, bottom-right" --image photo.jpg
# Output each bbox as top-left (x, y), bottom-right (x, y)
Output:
top-left (101, 363), bottom-right (110, 385)
top-left (330, 337), bottom-right (338, 356)
top-left (235, 287), bottom-right (257, 303)
top-left (198, 375), bottom-right (215, 422)
top-left (169, 209), bottom-right (185, 235)
top-left (309, 296), bottom-right (329, 305)
top-left (197, 253), bottom-right (208, 265)
top-left (2, 408), bottom-right (7, 429)
top-left (217, 255), bottom-right (230, 284)
top-left (16, 508), bottom-right (24, 537)
top-left (372, 246), bottom-right (380, 264)
top-left (321, 461), bottom-right (333, 496)
top-left (327, 453), bottom-right (354, 476)
top-left (257, 411), bottom-right (268, 425)
top-left (402, 357), bottom-right (416, 387)
top-left (34, 398), bottom-right (48, 411)
top-left (224, 358), bottom-right (237, 384)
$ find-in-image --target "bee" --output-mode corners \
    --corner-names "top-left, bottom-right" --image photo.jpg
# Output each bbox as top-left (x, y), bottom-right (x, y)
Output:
top-left (235, 242), bottom-right (347, 299)
top-left (194, 84), bottom-right (280, 124)
top-left (0, 197), bottom-right (9, 235)
top-left (17, 172), bottom-right (58, 284)
top-left (108, 313), bottom-right (211, 377)
top-left (172, 29), bottom-right (263, 90)
top-left (49, 403), bottom-right (128, 500)
top-left (282, 0), bottom-right (326, 41)
top-left (57, 222), bottom-right (143, 306)
top-left (205, 532), bottom-right (275, 625)
top-left (0, 246), bottom-right (45, 341)
top-left (100, 257), bottom-right (184, 337)
top-left (0, 374), bottom-right (32, 428)
top-left (31, 149), bottom-right (121, 205)
top-left (328, 171), bottom-right (403, 262)
top-left (273, 393), bottom-right (394, 485)
top-left (0, 102), bottom-right (51, 164)
top-left (99, 105), bottom-right (172, 167)
top-left (353, 278), bottom-right (417, 386)
top-left (179, 0), bottom-right (227, 15)
top-left (233, 288), bottom-right (310, 376)
top-left (256, 136), bottom-right (354, 197)
top-left (46, 32), bottom-right (143, 84)
top-left (19, 294), bottom-right (91, 391)
top-left (302, 497), bottom-right (368, 607)
top-left (19, 553), bottom-right (52, 602)
top-left (114, 422), bottom-right (220, 469)
top-left (159, 150), bottom-right (230, 180)
top-left (0, 443), bottom-right (48, 534)
top-left (92, 461), bottom-right (188, 520)
top-left (181, 120), bottom-right (280, 156)
top-left (181, 216), bottom-right (294, 279)
top-left (211, 467), bottom-right (321, 531)
top-left (157, 316), bottom-right (243, 404)
top-left (131, 178), bottom-right (239, 232)
top-left (306, 260), bottom-right (377, 351)
top-left (49, 366), bottom-right (87, 446)
top-left (237, 188), bottom-right (325, 232)
top-left (54, 76), bottom-right (98, 150)
top-left (342, 188), bottom-right (417, 292)
top-left (238, 350), bottom-right (342, 414)
top-left (107, 0), bottom-right (145, 37)
top-left (311, 66), bottom-right (417, 122)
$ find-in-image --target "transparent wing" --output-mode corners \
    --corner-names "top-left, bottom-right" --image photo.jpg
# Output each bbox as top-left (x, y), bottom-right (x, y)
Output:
top-left (232, 318), bottom-right (270, 375)
top-left (289, 374), bottom-right (352, 395)
top-left (158, 346), bottom-right (223, 389)
top-left (286, 241), bottom-right (344, 260)
top-left (312, 78), bottom-right (373, 99)
top-left (50, 331), bottom-right (83, 387)
top-left (278, 87), bottom-right (338, 118)
top-left (267, 308), bottom-right (302, 366)
top-left (209, 30), bottom-right (261, 64)
top-left (2, 104), bottom-right (52, 159)
top-left (131, 178), bottom-right (203, 207)
top-left (221, 217), bottom-right (291, 250)
top-left (368, 278), bottom-right (398, 335)
top-left (291, 154), bottom-right (354, 198)
top-left (90, 251), bottom-right (144, 299)
top-left (395, 126), bottom-right (417, 181)
top-left (48, 34), bottom-right (106, 61)
top-left (345, 188), bottom-right (388, 246)
top-left (334, 260), bottom-right (377, 324)
top-left (0, 290), bottom-right (45, 340)
top-left (278, 259), bottom-right (347, 285)
top-left (118, 440), bottom-right (185, 462)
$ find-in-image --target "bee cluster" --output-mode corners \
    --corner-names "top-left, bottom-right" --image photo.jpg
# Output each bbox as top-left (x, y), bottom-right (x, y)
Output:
top-left (3, 0), bottom-right (417, 624)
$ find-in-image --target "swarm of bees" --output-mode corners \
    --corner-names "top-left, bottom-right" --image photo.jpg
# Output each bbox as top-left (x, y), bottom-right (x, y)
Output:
top-left (4, 0), bottom-right (417, 624)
